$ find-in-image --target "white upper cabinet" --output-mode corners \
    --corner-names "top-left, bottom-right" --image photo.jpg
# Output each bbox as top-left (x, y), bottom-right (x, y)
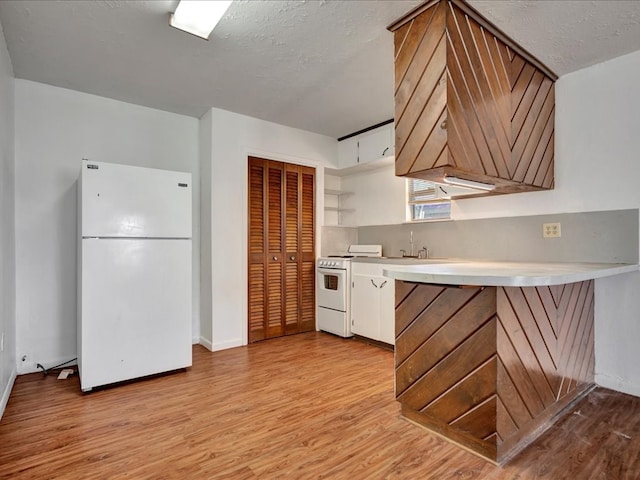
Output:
top-left (338, 136), bottom-right (359, 169)
top-left (358, 125), bottom-right (394, 164)
top-left (335, 123), bottom-right (395, 173)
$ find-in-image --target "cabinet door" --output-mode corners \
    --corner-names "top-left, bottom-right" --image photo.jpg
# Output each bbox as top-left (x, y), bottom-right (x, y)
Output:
top-left (338, 136), bottom-right (359, 169)
top-left (358, 125), bottom-right (393, 164)
top-left (351, 273), bottom-right (380, 340)
top-left (378, 277), bottom-right (395, 345)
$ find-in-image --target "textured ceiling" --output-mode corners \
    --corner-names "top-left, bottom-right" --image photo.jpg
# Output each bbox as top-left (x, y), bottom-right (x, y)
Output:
top-left (0, 0), bottom-right (639, 139)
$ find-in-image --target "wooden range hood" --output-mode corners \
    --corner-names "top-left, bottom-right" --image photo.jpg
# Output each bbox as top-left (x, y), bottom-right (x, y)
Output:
top-left (388, 0), bottom-right (558, 197)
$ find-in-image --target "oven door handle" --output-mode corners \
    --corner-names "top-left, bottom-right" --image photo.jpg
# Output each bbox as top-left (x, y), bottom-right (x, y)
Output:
top-left (317, 267), bottom-right (346, 274)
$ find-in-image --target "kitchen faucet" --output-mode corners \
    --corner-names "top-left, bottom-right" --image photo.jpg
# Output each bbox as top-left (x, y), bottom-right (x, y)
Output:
top-left (400, 231), bottom-right (420, 258)
top-left (401, 232), bottom-right (430, 258)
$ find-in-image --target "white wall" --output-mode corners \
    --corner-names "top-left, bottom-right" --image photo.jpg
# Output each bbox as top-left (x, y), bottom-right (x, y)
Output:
top-left (200, 108), bottom-right (337, 350)
top-left (345, 49), bottom-right (640, 396)
top-left (199, 110), bottom-right (213, 348)
top-left (340, 164), bottom-right (406, 226)
top-left (14, 80), bottom-right (200, 373)
top-left (0, 22), bottom-right (16, 418)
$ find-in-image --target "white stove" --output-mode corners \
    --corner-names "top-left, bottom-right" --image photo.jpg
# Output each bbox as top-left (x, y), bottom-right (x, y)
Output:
top-left (316, 245), bottom-right (382, 337)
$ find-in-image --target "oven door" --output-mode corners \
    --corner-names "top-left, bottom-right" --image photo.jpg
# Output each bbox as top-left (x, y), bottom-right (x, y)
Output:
top-left (316, 267), bottom-right (348, 312)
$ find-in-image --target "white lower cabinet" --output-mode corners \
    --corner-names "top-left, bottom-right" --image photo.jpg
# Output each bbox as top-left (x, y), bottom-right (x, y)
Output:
top-left (351, 262), bottom-right (396, 346)
top-left (378, 276), bottom-right (395, 344)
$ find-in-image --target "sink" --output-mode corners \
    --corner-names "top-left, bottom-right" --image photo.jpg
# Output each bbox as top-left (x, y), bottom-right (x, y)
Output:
top-left (376, 256), bottom-right (452, 264)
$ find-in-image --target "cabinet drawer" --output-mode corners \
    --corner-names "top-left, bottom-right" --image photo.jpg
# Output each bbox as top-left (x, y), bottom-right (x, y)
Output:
top-left (351, 262), bottom-right (385, 277)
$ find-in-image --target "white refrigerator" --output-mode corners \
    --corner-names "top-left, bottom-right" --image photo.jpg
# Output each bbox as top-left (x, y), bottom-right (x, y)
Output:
top-left (78, 159), bottom-right (192, 392)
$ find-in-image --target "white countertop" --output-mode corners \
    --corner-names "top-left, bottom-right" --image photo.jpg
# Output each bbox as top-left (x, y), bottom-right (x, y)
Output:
top-left (382, 261), bottom-right (639, 287)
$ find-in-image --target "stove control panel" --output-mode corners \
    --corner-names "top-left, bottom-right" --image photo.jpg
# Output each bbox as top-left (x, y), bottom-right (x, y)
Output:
top-left (317, 259), bottom-right (348, 269)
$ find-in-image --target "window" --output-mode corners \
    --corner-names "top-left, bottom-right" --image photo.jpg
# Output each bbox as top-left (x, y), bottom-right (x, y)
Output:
top-left (407, 179), bottom-right (450, 221)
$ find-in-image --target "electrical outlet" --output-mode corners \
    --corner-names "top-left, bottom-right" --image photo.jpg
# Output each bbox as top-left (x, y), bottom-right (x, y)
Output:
top-left (543, 222), bottom-right (561, 238)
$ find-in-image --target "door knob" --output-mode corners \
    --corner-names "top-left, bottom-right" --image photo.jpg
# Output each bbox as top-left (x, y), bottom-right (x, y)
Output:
top-left (290, 255), bottom-right (296, 261)
top-left (272, 256), bottom-right (278, 261)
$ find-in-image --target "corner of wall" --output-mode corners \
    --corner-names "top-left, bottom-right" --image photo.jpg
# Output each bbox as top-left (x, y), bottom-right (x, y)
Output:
top-left (198, 336), bottom-right (213, 352)
top-left (198, 109), bottom-right (213, 344)
top-left (0, 15), bottom-right (16, 422)
top-left (595, 373), bottom-right (640, 399)
top-left (0, 367), bottom-right (17, 420)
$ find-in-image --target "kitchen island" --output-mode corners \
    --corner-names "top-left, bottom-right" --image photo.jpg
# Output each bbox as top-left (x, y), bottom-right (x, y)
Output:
top-left (383, 261), bottom-right (638, 464)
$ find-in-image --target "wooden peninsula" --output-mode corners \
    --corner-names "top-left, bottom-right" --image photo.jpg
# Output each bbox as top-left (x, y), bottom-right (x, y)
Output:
top-left (383, 261), bottom-right (638, 464)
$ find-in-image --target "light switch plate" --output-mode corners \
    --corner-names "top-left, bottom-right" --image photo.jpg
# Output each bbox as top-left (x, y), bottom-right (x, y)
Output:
top-left (543, 222), bottom-right (561, 238)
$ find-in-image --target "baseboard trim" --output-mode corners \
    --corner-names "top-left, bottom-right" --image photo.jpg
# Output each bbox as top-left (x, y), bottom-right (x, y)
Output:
top-left (0, 367), bottom-right (17, 420)
top-left (212, 338), bottom-right (243, 352)
top-left (199, 337), bottom-right (213, 351)
top-left (596, 373), bottom-right (640, 398)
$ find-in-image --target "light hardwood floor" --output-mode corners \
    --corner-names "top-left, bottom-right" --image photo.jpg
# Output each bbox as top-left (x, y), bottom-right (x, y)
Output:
top-left (1, 332), bottom-right (639, 479)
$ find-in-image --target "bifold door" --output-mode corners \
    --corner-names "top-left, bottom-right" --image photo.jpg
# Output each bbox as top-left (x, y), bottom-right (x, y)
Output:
top-left (248, 157), bottom-right (315, 342)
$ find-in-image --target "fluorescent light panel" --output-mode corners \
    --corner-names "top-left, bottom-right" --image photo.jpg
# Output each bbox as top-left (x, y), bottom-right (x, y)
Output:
top-left (170, 0), bottom-right (232, 40)
top-left (443, 176), bottom-right (496, 191)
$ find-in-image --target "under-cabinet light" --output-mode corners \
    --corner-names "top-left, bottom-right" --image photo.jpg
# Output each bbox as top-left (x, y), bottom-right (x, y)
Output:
top-left (169, 0), bottom-right (232, 40)
top-left (443, 176), bottom-right (496, 191)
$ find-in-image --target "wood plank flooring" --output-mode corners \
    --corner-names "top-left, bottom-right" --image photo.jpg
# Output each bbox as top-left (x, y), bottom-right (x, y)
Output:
top-left (1, 332), bottom-right (639, 479)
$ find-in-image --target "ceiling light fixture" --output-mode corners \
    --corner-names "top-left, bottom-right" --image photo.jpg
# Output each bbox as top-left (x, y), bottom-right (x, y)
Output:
top-left (443, 176), bottom-right (496, 191)
top-left (169, 0), bottom-right (232, 40)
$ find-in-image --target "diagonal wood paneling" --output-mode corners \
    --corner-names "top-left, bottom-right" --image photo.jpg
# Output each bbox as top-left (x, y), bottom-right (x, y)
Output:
top-left (447, 3), bottom-right (511, 179)
top-left (395, 285), bottom-right (498, 455)
top-left (395, 283), bottom-right (445, 335)
top-left (495, 357), bottom-right (531, 429)
top-left (498, 287), bottom-right (558, 407)
top-left (496, 320), bottom-right (545, 418)
top-left (395, 286), bottom-right (478, 366)
top-left (394, 1), bottom-right (448, 176)
top-left (398, 317), bottom-right (496, 411)
top-left (423, 356), bottom-right (496, 425)
top-left (396, 279), bottom-right (595, 464)
top-left (495, 281), bottom-right (594, 460)
top-left (557, 281), bottom-right (595, 395)
top-left (511, 66), bottom-right (555, 185)
top-left (391, 0), bottom-right (555, 193)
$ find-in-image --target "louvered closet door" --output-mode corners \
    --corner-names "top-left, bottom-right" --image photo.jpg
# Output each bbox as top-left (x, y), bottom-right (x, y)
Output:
top-left (248, 157), bottom-right (315, 343)
top-left (299, 167), bottom-right (315, 333)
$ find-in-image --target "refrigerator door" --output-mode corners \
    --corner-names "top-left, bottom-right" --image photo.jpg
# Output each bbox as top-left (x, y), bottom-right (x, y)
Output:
top-left (81, 160), bottom-right (191, 239)
top-left (79, 238), bottom-right (192, 391)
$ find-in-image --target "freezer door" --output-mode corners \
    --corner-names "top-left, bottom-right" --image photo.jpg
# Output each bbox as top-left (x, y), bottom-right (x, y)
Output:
top-left (81, 160), bottom-right (191, 238)
top-left (79, 238), bottom-right (192, 391)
